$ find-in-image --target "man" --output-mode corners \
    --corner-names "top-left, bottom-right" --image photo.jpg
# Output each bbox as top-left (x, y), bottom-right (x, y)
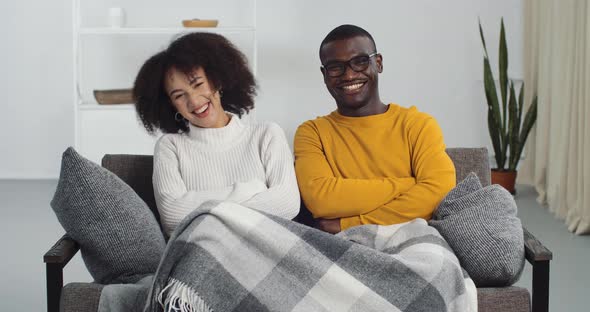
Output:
top-left (294, 24), bottom-right (455, 234)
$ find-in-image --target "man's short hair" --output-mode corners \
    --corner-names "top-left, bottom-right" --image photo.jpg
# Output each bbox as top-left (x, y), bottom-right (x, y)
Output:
top-left (319, 24), bottom-right (377, 58)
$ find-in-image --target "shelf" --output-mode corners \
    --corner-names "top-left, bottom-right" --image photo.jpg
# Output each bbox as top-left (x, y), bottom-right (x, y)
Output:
top-left (79, 104), bottom-right (136, 111)
top-left (73, 0), bottom-right (257, 155)
top-left (78, 27), bottom-right (255, 35)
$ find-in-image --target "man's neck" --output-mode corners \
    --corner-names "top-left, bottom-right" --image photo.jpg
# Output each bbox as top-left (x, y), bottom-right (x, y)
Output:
top-left (337, 100), bottom-right (388, 117)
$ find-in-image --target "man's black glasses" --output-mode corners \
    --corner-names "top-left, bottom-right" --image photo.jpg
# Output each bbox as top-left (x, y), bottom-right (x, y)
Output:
top-left (321, 52), bottom-right (378, 77)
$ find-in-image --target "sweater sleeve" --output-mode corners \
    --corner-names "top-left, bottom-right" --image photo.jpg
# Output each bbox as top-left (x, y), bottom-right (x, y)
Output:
top-left (153, 136), bottom-right (232, 236)
top-left (340, 116), bottom-right (456, 229)
top-left (240, 123), bottom-right (300, 220)
top-left (294, 121), bottom-right (416, 219)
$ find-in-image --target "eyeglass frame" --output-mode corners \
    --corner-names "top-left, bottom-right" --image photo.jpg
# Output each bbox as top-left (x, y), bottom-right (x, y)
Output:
top-left (320, 52), bottom-right (379, 78)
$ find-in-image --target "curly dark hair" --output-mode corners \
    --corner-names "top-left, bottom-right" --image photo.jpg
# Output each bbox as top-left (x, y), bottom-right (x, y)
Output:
top-left (133, 32), bottom-right (257, 134)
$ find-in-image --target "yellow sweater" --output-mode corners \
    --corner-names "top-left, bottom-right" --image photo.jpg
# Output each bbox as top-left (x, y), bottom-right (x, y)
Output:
top-left (294, 104), bottom-right (456, 230)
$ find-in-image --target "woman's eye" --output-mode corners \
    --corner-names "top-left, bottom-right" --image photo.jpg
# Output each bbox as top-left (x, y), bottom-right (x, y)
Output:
top-left (192, 82), bottom-right (203, 88)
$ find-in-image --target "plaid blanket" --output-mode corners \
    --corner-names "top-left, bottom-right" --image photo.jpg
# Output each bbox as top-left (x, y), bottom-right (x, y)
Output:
top-left (144, 201), bottom-right (477, 312)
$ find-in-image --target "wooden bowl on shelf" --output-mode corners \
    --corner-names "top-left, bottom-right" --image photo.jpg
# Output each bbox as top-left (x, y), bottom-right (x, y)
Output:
top-left (93, 89), bottom-right (134, 105)
top-left (182, 19), bottom-right (218, 28)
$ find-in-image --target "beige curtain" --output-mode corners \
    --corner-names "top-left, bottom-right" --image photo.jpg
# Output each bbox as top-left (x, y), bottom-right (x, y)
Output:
top-left (519, 0), bottom-right (590, 234)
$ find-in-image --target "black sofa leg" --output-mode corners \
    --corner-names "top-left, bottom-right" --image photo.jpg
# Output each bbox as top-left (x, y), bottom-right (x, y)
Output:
top-left (531, 260), bottom-right (550, 312)
top-left (46, 263), bottom-right (63, 312)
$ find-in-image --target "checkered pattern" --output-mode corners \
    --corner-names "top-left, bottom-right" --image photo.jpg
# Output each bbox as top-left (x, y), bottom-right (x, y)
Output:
top-left (144, 201), bottom-right (477, 312)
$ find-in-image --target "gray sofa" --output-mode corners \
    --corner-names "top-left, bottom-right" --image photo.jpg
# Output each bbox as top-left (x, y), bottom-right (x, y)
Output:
top-left (44, 148), bottom-right (552, 312)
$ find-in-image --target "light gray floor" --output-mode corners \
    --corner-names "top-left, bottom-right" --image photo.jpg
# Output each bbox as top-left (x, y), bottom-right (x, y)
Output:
top-left (1, 180), bottom-right (588, 311)
top-left (512, 185), bottom-right (590, 311)
top-left (1, 180), bottom-right (93, 312)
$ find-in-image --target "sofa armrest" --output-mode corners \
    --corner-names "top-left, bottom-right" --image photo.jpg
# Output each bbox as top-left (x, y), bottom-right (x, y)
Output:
top-left (523, 227), bottom-right (552, 263)
top-left (44, 234), bottom-right (79, 265)
top-left (44, 234), bottom-right (80, 312)
top-left (523, 227), bottom-right (552, 312)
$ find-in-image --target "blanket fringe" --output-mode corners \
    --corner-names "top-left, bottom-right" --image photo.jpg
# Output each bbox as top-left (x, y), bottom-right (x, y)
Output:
top-left (157, 278), bottom-right (213, 312)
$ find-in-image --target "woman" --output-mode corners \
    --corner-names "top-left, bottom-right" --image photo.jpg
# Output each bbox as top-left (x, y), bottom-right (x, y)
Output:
top-left (133, 32), bottom-right (299, 237)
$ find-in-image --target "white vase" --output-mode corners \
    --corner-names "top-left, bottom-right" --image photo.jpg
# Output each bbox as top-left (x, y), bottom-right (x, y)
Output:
top-left (108, 7), bottom-right (126, 28)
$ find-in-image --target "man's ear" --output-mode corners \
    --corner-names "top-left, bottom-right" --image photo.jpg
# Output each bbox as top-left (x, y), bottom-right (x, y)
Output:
top-left (376, 53), bottom-right (383, 73)
top-left (320, 67), bottom-right (330, 84)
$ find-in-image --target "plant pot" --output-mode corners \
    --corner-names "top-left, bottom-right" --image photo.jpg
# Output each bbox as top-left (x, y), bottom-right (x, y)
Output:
top-left (491, 169), bottom-right (517, 195)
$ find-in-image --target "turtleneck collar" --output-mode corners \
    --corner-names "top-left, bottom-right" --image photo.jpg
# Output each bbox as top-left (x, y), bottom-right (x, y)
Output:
top-left (328, 104), bottom-right (398, 128)
top-left (186, 114), bottom-right (245, 146)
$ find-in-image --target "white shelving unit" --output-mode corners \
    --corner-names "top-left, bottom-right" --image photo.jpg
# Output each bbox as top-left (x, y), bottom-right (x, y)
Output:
top-left (78, 27), bottom-right (255, 35)
top-left (72, 0), bottom-right (257, 163)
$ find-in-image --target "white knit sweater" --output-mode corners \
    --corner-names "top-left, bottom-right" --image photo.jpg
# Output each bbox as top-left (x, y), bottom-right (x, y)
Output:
top-left (153, 115), bottom-right (300, 236)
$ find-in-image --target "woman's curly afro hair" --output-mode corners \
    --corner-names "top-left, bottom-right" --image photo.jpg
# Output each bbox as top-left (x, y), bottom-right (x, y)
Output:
top-left (133, 32), bottom-right (257, 134)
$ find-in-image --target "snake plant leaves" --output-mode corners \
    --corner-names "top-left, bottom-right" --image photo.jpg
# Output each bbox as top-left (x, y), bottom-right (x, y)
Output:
top-left (508, 83), bottom-right (519, 170)
top-left (499, 18), bottom-right (509, 135)
top-left (479, 19), bottom-right (538, 171)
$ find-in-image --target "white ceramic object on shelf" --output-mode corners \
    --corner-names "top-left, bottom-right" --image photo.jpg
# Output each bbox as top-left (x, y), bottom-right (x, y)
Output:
top-left (108, 7), bottom-right (126, 28)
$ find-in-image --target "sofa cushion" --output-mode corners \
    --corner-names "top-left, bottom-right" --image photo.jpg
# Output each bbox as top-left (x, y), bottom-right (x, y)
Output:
top-left (58, 284), bottom-right (531, 312)
top-left (429, 172), bottom-right (525, 287)
top-left (60, 283), bottom-right (104, 312)
top-left (477, 287), bottom-right (530, 312)
top-left (51, 147), bottom-right (166, 284)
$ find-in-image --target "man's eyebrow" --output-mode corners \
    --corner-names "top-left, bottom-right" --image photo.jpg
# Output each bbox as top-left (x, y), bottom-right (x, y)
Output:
top-left (324, 53), bottom-right (367, 64)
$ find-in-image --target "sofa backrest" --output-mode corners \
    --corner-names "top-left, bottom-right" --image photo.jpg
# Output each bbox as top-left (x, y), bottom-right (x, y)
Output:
top-left (101, 147), bottom-right (491, 222)
top-left (102, 154), bottom-right (159, 221)
top-left (446, 147), bottom-right (491, 186)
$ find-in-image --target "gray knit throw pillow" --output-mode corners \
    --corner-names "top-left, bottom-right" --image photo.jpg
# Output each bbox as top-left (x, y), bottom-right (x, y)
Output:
top-left (429, 173), bottom-right (525, 287)
top-left (51, 147), bottom-right (166, 284)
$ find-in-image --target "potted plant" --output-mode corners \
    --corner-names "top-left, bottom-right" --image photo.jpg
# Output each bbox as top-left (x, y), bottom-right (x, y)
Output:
top-left (479, 19), bottom-right (537, 194)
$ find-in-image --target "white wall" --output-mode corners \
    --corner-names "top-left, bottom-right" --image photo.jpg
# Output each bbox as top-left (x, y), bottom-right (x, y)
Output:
top-left (255, 0), bottom-right (524, 150)
top-left (0, 0), bottom-right (523, 179)
top-left (0, 0), bottom-right (74, 179)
